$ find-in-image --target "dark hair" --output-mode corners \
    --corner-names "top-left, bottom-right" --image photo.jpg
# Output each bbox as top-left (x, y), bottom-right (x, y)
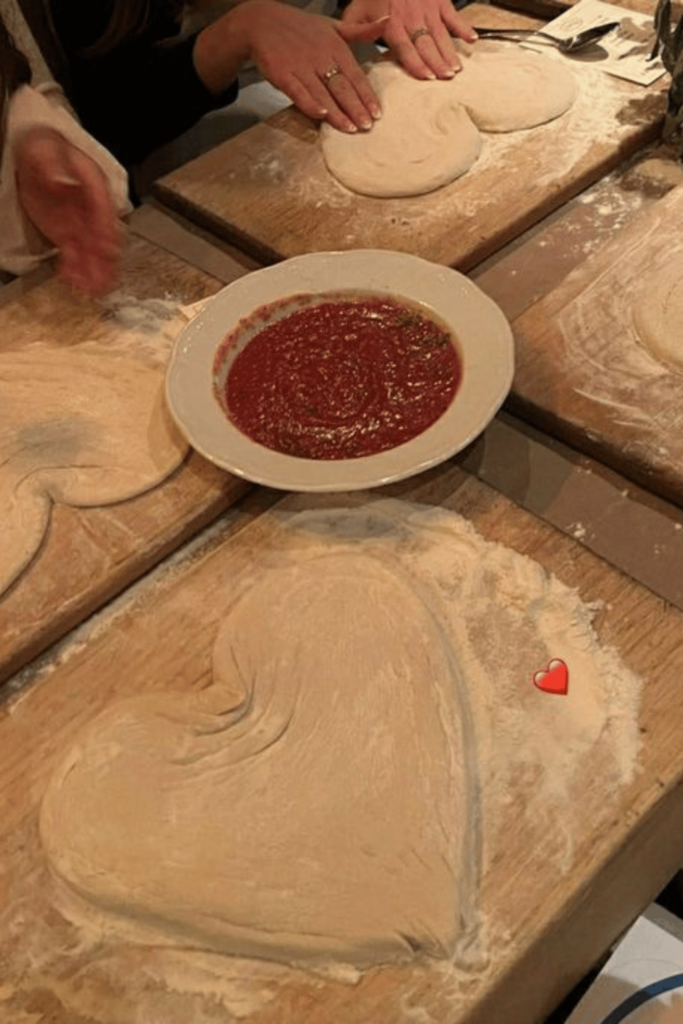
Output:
top-left (0, 15), bottom-right (32, 161)
top-left (81, 0), bottom-right (153, 56)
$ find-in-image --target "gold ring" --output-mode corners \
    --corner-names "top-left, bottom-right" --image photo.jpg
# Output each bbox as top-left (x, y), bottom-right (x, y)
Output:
top-left (323, 64), bottom-right (342, 82)
top-left (409, 26), bottom-right (431, 43)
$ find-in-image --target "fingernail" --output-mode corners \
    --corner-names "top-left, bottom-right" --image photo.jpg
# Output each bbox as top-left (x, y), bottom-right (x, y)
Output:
top-left (443, 67), bottom-right (455, 78)
top-left (360, 118), bottom-right (372, 130)
top-left (345, 122), bottom-right (358, 133)
top-left (425, 71), bottom-right (436, 79)
top-left (371, 105), bottom-right (382, 120)
top-left (470, 30), bottom-right (479, 39)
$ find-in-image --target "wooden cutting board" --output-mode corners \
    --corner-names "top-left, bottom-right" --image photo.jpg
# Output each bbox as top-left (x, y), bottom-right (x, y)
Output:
top-left (2, 466), bottom-right (683, 1024)
top-left (0, 233), bottom-right (250, 686)
top-left (153, 6), bottom-right (665, 268)
top-left (510, 181), bottom-right (683, 508)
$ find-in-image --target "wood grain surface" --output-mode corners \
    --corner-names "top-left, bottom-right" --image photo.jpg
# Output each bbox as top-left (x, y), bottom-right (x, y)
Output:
top-left (471, 142), bottom-right (683, 324)
top-left (0, 232), bottom-right (251, 686)
top-left (510, 181), bottom-right (683, 508)
top-left (152, 5), bottom-right (665, 268)
top-left (2, 467), bottom-right (683, 1024)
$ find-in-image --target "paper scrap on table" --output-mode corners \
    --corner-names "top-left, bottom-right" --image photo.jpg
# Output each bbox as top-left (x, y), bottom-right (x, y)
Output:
top-left (565, 910), bottom-right (683, 1023)
top-left (525, 0), bottom-right (666, 87)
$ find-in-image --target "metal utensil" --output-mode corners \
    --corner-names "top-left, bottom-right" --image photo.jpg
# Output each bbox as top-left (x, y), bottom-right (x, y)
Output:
top-left (473, 21), bottom-right (620, 54)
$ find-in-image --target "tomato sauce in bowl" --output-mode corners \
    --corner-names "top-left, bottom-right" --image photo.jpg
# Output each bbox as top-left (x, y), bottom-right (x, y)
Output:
top-left (213, 291), bottom-right (462, 461)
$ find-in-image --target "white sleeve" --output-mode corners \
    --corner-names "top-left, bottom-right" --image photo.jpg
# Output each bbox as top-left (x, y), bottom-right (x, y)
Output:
top-left (0, 83), bottom-right (132, 277)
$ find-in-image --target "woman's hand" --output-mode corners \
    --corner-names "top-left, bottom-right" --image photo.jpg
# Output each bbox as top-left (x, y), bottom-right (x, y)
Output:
top-left (15, 126), bottom-right (122, 295)
top-left (341, 0), bottom-right (477, 79)
top-left (195, 0), bottom-right (388, 132)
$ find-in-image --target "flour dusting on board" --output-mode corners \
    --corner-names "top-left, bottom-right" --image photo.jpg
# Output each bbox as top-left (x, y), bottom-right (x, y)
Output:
top-left (276, 499), bottom-right (641, 814)
top-left (215, 495), bottom-right (641, 887)
top-left (293, 58), bottom-right (651, 222)
top-left (548, 196), bottom-right (683, 465)
top-left (89, 290), bottom-right (203, 366)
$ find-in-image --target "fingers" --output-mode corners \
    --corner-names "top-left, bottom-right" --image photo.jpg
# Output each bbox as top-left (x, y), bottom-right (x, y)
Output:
top-left (277, 59), bottom-right (381, 133)
top-left (58, 150), bottom-right (122, 295)
top-left (336, 14), bottom-right (391, 44)
top-left (440, 8), bottom-right (478, 43)
top-left (58, 240), bottom-right (102, 295)
top-left (57, 223), bottom-right (121, 296)
top-left (392, 23), bottom-right (459, 78)
top-left (358, 2), bottom-right (478, 81)
top-left (323, 61), bottom-right (382, 128)
top-left (251, 5), bottom-right (383, 133)
top-left (48, 155), bottom-right (122, 295)
top-left (70, 149), bottom-right (123, 255)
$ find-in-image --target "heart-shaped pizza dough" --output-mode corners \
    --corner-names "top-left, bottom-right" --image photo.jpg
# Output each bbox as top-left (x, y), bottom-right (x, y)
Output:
top-left (0, 346), bottom-right (186, 596)
top-left (40, 553), bottom-right (480, 967)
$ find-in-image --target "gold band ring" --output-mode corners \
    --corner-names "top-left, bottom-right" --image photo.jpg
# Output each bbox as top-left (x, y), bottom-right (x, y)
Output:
top-left (409, 26), bottom-right (431, 43)
top-left (323, 64), bottom-right (342, 82)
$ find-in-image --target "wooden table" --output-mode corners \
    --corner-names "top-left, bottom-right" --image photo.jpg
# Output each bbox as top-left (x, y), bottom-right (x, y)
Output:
top-left (152, 5), bottom-right (666, 268)
top-left (508, 182), bottom-right (683, 509)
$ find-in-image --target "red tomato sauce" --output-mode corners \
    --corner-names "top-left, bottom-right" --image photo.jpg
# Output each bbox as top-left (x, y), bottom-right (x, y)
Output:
top-left (217, 293), bottom-right (462, 460)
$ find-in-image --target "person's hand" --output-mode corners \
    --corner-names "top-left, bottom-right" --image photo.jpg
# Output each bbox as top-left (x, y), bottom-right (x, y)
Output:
top-left (341, 0), bottom-right (477, 79)
top-left (15, 126), bottom-right (123, 295)
top-left (197, 0), bottom-right (388, 132)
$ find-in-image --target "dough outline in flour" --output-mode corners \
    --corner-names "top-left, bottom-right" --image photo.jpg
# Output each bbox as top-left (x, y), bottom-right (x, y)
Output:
top-left (632, 260), bottom-right (683, 373)
top-left (0, 344), bottom-right (187, 597)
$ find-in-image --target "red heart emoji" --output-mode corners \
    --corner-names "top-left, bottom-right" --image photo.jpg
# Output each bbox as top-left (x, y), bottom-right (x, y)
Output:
top-left (533, 658), bottom-right (568, 696)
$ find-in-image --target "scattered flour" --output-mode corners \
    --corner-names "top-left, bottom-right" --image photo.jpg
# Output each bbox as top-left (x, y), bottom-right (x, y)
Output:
top-left (39, 499), bottom-right (641, 964)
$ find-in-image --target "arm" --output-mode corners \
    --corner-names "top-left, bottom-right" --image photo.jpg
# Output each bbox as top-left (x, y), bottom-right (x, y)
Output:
top-left (52, 0), bottom-right (387, 148)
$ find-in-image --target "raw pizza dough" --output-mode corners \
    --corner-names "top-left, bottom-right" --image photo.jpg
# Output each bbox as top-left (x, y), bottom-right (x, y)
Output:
top-left (40, 551), bottom-right (479, 968)
top-left (0, 346), bottom-right (186, 596)
top-left (633, 261), bottom-right (683, 371)
top-left (321, 45), bottom-right (577, 197)
top-left (446, 42), bottom-right (577, 132)
top-left (321, 64), bottom-right (482, 198)
top-left (39, 500), bottom-right (641, 972)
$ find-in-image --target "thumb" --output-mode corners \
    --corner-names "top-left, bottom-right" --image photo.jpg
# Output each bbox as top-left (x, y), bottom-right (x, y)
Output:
top-left (337, 14), bottom-right (390, 42)
top-left (49, 172), bottom-right (81, 187)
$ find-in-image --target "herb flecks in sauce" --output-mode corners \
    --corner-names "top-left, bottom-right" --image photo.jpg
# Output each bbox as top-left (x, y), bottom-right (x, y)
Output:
top-left (218, 293), bottom-right (462, 461)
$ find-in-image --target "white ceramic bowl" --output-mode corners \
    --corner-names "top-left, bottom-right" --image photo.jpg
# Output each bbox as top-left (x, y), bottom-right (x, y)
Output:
top-left (166, 250), bottom-right (514, 492)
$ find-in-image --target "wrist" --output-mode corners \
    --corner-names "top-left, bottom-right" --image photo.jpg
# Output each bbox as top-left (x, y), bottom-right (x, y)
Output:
top-left (193, 4), bottom-right (257, 94)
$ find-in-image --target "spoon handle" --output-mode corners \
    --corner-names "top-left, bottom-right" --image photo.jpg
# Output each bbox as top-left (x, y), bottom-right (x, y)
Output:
top-left (472, 27), bottom-right (556, 40)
